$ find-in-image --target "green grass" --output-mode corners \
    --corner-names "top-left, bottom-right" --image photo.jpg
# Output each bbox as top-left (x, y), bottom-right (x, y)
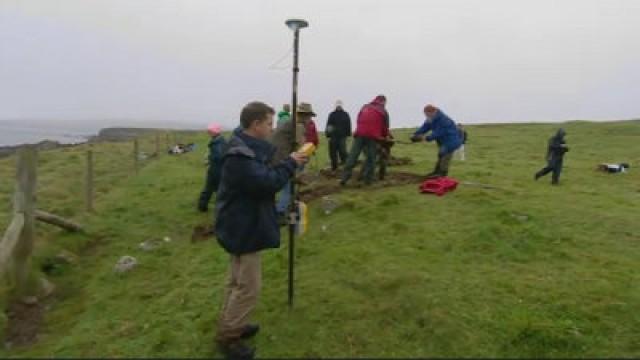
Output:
top-left (1, 121), bottom-right (640, 357)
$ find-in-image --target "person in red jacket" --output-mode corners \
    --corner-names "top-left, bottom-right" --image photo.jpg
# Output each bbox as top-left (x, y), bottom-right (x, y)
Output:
top-left (304, 117), bottom-right (319, 147)
top-left (340, 95), bottom-right (389, 185)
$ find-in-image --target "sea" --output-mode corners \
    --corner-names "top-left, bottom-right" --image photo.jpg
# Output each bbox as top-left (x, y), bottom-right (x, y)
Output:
top-left (0, 120), bottom-right (204, 147)
top-left (0, 122), bottom-right (96, 147)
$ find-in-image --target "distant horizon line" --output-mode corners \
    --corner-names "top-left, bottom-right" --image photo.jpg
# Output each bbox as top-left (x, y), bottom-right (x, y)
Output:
top-left (1, 117), bottom-right (638, 129)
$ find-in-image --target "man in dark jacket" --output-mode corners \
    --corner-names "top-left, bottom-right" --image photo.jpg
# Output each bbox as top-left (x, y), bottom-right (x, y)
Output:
top-left (214, 101), bottom-right (306, 359)
top-left (325, 100), bottom-right (352, 171)
top-left (535, 128), bottom-right (569, 185)
top-left (341, 95), bottom-right (389, 185)
top-left (197, 124), bottom-right (226, 212)
top-left (411, 105), bottom-right (462, 178)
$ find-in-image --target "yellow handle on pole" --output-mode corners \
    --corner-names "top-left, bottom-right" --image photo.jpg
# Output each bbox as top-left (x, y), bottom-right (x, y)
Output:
top-left (297, 143), bottom-right (316, 157)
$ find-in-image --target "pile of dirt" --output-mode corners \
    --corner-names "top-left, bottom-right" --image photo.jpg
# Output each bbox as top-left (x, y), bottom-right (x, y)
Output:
top-left (318, 168), bottom-right (422, 182)
top-left (299, 183), bottom-right (343, 203)
top-left (380, 171), bottom-right (425, 185)
top-left (388, 156), bottom-right (414, 166)
top-left (191, 224), bottom-right (215, 242)
top-left (318, 168), bottom-right (340, 179)
top-left (298, 171), bottom-right (425, 202)
top-left (4, 301), bottom-right (46, 349)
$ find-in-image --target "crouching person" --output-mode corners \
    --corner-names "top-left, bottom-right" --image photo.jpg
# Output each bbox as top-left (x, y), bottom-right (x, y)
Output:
top-left (214, 101), bottom-right (307, 359)
top-left (411, 104), bottom-right (462, 178)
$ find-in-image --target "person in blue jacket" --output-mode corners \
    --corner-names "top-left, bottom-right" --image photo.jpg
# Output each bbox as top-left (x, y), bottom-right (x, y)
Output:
top-left (214, 101), bottom-right (307, 359)
top-left (197, 123), bottom-right (227, 212)
top-left (410, 104), bottom-right (462, 178)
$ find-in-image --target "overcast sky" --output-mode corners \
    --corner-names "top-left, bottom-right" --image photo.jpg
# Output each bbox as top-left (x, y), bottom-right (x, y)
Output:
top-left (1, 0), bottom-right (639, 130)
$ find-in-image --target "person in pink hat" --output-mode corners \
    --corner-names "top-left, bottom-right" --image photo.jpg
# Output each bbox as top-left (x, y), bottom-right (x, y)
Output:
top-left (198, 122), bottom-right (227, 212)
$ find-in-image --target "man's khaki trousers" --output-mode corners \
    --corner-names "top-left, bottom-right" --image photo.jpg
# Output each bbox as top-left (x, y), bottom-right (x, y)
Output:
top-left (216, 252), bottom-right (262, 343)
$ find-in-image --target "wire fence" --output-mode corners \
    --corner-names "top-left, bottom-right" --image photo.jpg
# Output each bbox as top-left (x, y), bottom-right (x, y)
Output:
top-left (0, 130), bottom-right (199, 302)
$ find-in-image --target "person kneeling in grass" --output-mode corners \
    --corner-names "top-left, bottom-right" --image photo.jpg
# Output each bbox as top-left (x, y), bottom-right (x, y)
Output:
top-left (213, 101), bottom-right (307, 359)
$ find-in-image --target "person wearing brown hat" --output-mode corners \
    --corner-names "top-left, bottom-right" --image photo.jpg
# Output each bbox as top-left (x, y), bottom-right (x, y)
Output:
top-left (410, 105), bottom-right (462, 178)
top-left (270, 102), bottom-right (315, 217)
top-left (300, 103), bottom-right (319, 148)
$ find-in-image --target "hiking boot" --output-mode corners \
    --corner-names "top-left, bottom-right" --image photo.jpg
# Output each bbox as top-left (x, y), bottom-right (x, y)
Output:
top-left (198, 205), bottom-right (208, 213)
top-left (534, 173), bottom-right (541, 181)
top-left (240, 324), bottom-right (260, 340)
top-left (217, 340), bottom-right (255, 359)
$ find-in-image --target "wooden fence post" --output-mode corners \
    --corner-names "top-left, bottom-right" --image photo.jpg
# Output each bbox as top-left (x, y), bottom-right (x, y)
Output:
top-left (13, 146), bottom-right (37, 297)
top-left (133, 139), bottom-right (139, 174)
top-left (85, 149), bottom-right (94, 212)
top-left (0, 214), bottom-right (25, 274)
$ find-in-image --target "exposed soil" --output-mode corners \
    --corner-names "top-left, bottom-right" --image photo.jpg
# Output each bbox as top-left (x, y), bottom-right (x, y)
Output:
top-left (191, 223), bottom-right (215, 243)
top-left (299, 183), bottom-right (344, 203)
top-left (388, 156), bottom-right (414, 166)
top-left (4, 301), bottom-right (46, 349)
top-left (298, 171), bottom-right (425, 202)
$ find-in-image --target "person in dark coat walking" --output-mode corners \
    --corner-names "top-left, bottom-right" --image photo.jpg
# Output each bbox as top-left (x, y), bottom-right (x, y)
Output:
top-left (411, 105), bottom-right (462, 178)
top-left (198, 123), bottom-right (227, 212)
top-left (535, 128), bottom-right (569, 185)
top-left (325, 100), bottom-right (352, 171)
top-left (214, 102), bottom-right (307, 359)
top-left (456, 123), bottom-right (468, 161)
top-left (341, 95), bottom-right (390, 185)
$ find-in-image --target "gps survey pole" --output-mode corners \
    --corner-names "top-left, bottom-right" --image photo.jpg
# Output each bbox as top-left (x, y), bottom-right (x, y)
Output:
top-left (285, 18), bottom-right (308, 308)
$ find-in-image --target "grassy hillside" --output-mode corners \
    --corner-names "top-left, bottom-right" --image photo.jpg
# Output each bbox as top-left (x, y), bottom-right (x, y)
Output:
top-left (1, 121), bottom-right (639, 358)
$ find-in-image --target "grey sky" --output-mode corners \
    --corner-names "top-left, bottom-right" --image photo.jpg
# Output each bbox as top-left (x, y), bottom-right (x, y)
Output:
top-left (1, 0), bottom-right (639, 130)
